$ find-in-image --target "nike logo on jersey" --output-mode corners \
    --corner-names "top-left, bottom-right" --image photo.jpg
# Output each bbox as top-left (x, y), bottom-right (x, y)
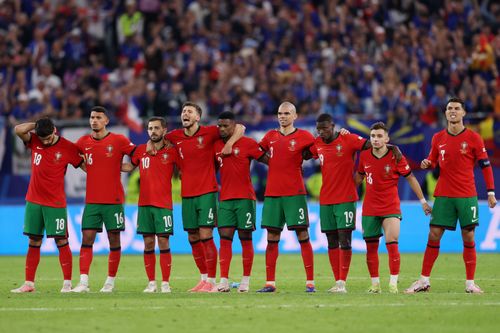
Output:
top-left (206, 220), bottom-right (214, 224)
top-left (270, 140), bottom-right (278, 144)
top-left (55, 229), bottom-right (65, 234)
top-left (85, 147), bottom-right (92, 150)
top-left (298, 220), bottom-right (305, 224)
top-left (439, 144), bottom-right (446, 148)
top-left (36, 146), bottom-right (43, 150)
top-left (365, 165), bottom-right (372, 169)
top-left (176, 141), bottom-right (183, 145)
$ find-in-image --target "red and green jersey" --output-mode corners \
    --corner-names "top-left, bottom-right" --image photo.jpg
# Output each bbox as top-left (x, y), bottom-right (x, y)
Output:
top-left (428, 128), bottom-right (490, 197)
top-left (131, 144), bottom-right (179, 209)
top-left (165, 125), bottom-right (219, 198)
top-left (260, 128), bottom-right (315, 197)
top-left (215, 137), bottom-right (264, 201)
top-left (26, 134), bottom-right (83, 208)
top-left (310, 133), bottom-right (367, 205)
top-left (357, 149), bottom-right (411, 216)
top-left (76, 132), bottom-right (135, 204)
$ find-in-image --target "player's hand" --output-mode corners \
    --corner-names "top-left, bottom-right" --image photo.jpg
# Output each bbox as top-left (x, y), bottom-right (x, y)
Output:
top-left (221, 144), bottom-right (232, 156)
top-left (146, 140), bottom-right (157, 156)
top-left (421, 159), bottom-right (431, 169)
top-left (422, 202), bottom-right (432, 215)
top-left (339, 128), bottom-right (350, 135)
top-left (488, 194), bottom-right (497, 208)
top-left (388, 144), bottom-right (402, 163)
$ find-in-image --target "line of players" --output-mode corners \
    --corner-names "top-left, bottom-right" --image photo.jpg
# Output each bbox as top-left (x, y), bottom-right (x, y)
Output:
top-left (11, 98), bottom-right (496, 294)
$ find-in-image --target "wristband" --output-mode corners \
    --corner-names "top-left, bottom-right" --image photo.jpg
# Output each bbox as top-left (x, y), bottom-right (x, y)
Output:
top-left (420, 198), bottom-right (427, 204)
top-left (487, 191), bottom-right (495, 196)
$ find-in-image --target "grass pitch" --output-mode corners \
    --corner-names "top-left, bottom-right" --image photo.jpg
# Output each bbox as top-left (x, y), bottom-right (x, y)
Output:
top-left (1, 253), bottom-right (499, 333)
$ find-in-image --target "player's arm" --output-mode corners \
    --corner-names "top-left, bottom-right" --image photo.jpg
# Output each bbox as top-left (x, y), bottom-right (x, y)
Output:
top-left (422, 136), bottom-right (439, 169)
top-left (475, 137), bottom-right (497, 208)
top-left (121, 163), bottom-right (136, 172)
top-left (14, 122), bottom-right (35, 143)
top-left (257, 153), bottom-right (269, 165)
top-left (79, 160), bottom-right (87, 172)
top-left (405, 173), bottom-right (432, 215)
top-left (354, 171), bottom-right (365, 186)
top-left (302, 147), bottom-right (313, 160)
top-left (221, 124), bottom-right (246, 155)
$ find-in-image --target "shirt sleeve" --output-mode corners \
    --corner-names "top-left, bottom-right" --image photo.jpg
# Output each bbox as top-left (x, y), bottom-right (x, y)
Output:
top-left (309, 144), bottom-right (319, 159)
top-left (396, 154), bottom-right (412, 177)
top-left (26, 133), bottom-right (37, 149)
top-left (349, 133), bottom-right (367, 151)
top-left (472, 132), bottom-right (489, 161)
top-left (206, 125), bottom-right (220, 143)
top-left (130, 146), bottom-right (140, 166)
top-left (259, 132), bottom-right (270, 151)
top-left (119, 135), bottom-right (136, 156)
top-left (75, 136), bottom-right (84, 154)
top-left (246, 138), bottom-right (265, 160)
top-left (427, 134), bottom-right (439, 166)
top-left (357, 153), bottom-right (365, 174)
top-left (68, 142), bottom-right (84, 168)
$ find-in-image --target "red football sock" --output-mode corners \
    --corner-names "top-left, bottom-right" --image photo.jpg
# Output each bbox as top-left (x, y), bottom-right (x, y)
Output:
top-left (299, 239), bottom-right (314, 281)
top-left (463, 241), bottom-right (476, 280)
top-left (79, 245), bottom-right (93, 275)
top-left (57, 243), bottom-right (72, 280)
top-left (25, 245), bottom-right (41, 282)
top-left (421, 240), bottom-right (440, 277)
top-left (339, 248), bottom-right (352, 281)
top-left (108, 247), bottom-right (121, 277)
top-left (365, 240), bottom-right (379, 278)
top-left (241, 239), bottom-right (254, 277)
top-left (265, 241), bottom-right (279, 282)
top-left (202, 238), bottom-right (218, 279)
top-left (386, 242), bottom-right (400, 275)
top-left (328, 247), bottom-right (340, 281)
top-left (190, 240), bottom-right (207, 274)
top-left (219, 238), bottom-right (233, 279)
top-left (159, 249), bottom-right (172, 282)
top-left (143, 250), bottom-right (155, 281)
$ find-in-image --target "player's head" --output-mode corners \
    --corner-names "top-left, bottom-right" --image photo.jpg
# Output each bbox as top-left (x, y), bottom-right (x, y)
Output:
top-left (147, 117), bottom-right (167, 143)
top-left (89, 106), bottom-right (109, 132)
top-left (316, 113), bottom-right (335, 141)
top-left (181, 101), bottom-right (202, 128)
top-left (277, 101), bottom-right (297, 128)
top-left (445, 97), bottom-right (466, 124)
top-left (369, 121), bottom-right (389, 149)
top-left (35, 117), bottom-right (56, 146)
top-left (217, 111), bottom-right (236, 139)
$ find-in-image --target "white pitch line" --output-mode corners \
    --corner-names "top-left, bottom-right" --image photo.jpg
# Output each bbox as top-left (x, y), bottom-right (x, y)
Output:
top-left (2, 302), bottom-right (500, 312)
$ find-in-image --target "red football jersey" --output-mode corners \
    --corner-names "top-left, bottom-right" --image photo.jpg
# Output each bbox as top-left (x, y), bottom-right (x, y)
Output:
top-left (260, 128), bottom-right (315, 197)
top-left (215, 137), bottom-right (264, 201)
top-left (165, 126), bottom-right (219, 197)
top-left (428, 129), bottom-right (489, 197)
top-left (310, 133), bottom-right (367, 204)
top-left (26, 134), bottom-right (83, 208)
top-left (76, 132), bottom-right (136, 204)
top-left (358, 149), bottom-right (411, 216)
top-left (131, 144), bottom-right (179, 209)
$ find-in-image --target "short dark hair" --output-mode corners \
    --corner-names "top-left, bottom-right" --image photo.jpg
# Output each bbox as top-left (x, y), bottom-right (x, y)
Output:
top-left (446, 97), bottom-right (465, 111)
top-left (35, 117), bottom-right (55, 137)
top-left (91, 106), bottom-right (108, 114)
top-left (218, 111), bottom-right (235, 121)
top-left (370, 121), bottom-right (388, 133)
top-left (182, 101), bottom-right (202, 116)
top-left (316, 113), bottom-right (333, 123)
top-left (147, 117), bottom-right (166, 128)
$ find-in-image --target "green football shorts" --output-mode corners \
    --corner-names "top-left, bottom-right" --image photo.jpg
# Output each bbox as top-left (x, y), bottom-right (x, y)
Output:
top-left (182, 192), bottom-right (218, 231)
top-left (218, 199), bottom-right (256, 231)
top-left (137, 206), bottom-right (174, 235)
top-left (361, 214), bottom-right (402, 239)
top-left (320, 202), bottom-right (357, 233)
top-left (24, 201), bottom-right (68, 238)
top-left (82, 203), bottom-right (125, 232)
top-left (261, 195), bottom-right (309, 231)
top-left (430, 196), bottom-right (479, 230)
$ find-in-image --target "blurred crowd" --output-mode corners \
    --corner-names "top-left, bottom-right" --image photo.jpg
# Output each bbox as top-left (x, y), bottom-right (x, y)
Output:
top-left (0, 0), bottom-right (499, 129)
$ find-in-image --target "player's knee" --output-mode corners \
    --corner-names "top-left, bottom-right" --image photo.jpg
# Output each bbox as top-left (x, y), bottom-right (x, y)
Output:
top-left (326, 233), bottom-right (339, 249)
top-left (29, 237), bottom-right (43, 246)
top-left (238, 231), bottom-right (252, 241)
top-left (55, 238), bottom-right (68, 247)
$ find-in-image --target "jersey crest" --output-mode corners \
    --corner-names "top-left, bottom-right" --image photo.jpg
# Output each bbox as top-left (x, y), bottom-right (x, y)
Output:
top-left (288, 139), bottom-right (297, 151)
top-left (106, 144), bottom-right (114, 157)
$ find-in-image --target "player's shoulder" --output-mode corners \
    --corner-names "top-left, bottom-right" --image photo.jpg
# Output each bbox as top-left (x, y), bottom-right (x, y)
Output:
top-left (344, 133), bottom-right (365, 142)
top-left (463, 128), bottom-right (482, 140)
top-left (109, 132), bottom-right (130, 142)
top-left (239, 136), bottom-right (258, 146)
top-left (134, 143), bottom-right (147, 154)
top-left (296, 128), bottom-right (314, 138)
top-left (58, 136), bottom-right (78, 149)
top-left (200, 125), bottom-right (218, 135)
